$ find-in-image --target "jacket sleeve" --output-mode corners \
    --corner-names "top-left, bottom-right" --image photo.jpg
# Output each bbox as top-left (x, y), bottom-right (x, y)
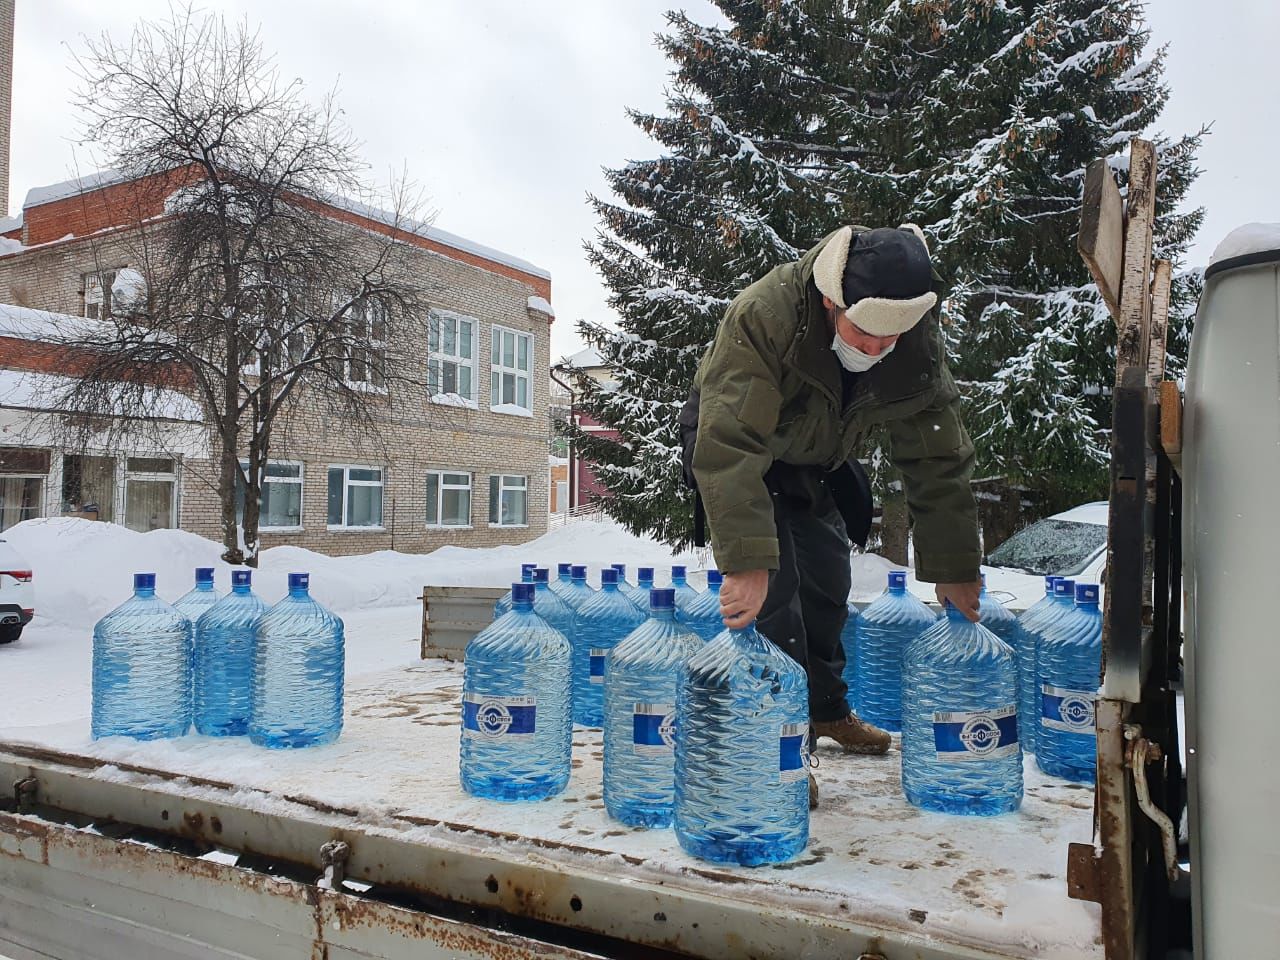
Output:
top-left (886, 357), bottom-right (983, 584)
top-left (692, 299), bottom-right (785, 573)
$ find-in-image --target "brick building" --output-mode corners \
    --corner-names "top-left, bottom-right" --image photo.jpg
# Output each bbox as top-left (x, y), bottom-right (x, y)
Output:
top-left (0, 168), bottom-right (557, 554)
top-left (553, 345), bottom-right (619, 510)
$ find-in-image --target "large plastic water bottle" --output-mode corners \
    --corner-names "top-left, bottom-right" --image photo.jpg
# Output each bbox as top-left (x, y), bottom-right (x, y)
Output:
top-left (901, 602), bottom-right (1022, 815)
top-left (494, 563), bottom-right (538, 619)
top-left (460, 582), bottom-right (571, 800)
top-left (627, 567), bottom-right (657, 613)
top-left (92, 573), bottom-right (191, 740)
top-left (531, 567), bottom-right (575, 641)
top-left (977, 578), bottom-right (1028, 743)
top-left (852, 571), bottom-right (937, 731)
top-left (193, 569), bottom-right (265, 737)
top-left (680, 570), bottom-right (723, 641)
top-left (571, 568), bottom-right (646, 725)
top-left (249, 573), bottom-right (345, 749)
top-left (563, 564), bottom-right (596, 613)
top-left (173, 567), bottom-right (219, 622)
top-left (603, 588), bottom-right (702, 826)
top-left (674, 622), bottom-right (809, 865)
top-left (611, 563), bottom-right (647, 609)
top-left (1013, 576), bottom-right (1060, 754)
top-left (1037, 583), bottom-right (1103, 783)
top-left (669, 565), bottom-right (701, 621)
top-left (548, 563), bottom-right (574, 603)
top-left (839, 602), bottom-right (859, 713)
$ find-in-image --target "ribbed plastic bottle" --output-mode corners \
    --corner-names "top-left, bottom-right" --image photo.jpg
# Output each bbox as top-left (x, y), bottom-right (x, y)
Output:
top-left (173, 567), bottom-right (219, 622)
top-left (839, 602), bottom-right (859, 712)
top-left (851, 571), bottom-right (938, 731)
top-left (627, 567), bottom-right (657, 613)
top-left (603, 588), bottom-right (702, 827)
top-left (669, 565), bottom-right (701, 622)
top-left (92, 573), bottom-right (191, 740)
top-left (1013, 576), bottom-right (1061, 755)
top-left (494, 563), bottom-right (538, 619)
top-left (570, 568), bottom-right (646, 726)
top-left (611, 563), bottom-right (647, 609)
top-left (531, 567), bottom-right (575, 642)
top-left (977, 577), bottom-right (1029, 745)
top-left (249, 573), bottom-right (345, 749)
top-left (548, 563), bottom-right (574, 603)
top-left (901, 602), bottom-right (1022, 815)
top-left (193, 569), bottom-right (265, 737)
top-left (1036, 583), bottom-right (1103, 783)
top-left (674, 622), bottom-right (810, 865)
top-left (563, 564), bottom-right (596, 613)
top-left (460, 582), bottom-right (571, 800)
top-left (681, 570), bottom-right (723, 642)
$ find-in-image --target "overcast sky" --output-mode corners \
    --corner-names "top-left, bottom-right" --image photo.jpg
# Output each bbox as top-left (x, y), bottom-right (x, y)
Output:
top-left (7, 1), bottom-right (1278, 362)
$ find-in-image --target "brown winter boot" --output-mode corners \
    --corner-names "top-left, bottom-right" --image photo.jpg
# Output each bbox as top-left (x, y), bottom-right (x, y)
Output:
top-left (812, 712), bottom-right (891, 755)
top-left (808, 771), bottom-right (819, 810)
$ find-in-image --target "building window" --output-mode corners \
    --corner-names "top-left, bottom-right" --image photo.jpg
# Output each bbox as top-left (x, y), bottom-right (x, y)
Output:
top-left (345, 301), bottom-right (387, 390)
top-left (124, 457), bottom-right (176, 533)
top-left (236, 461), bottom-right (303, 529)
top-left (0, 476), bottom-right (43, 532)
top-left (83, 270), bottom-right (118, 320)
top-left (426, 470), bottom-right (472, 527)
top-left (428, 310), bottom-right (477, 405)
top-left (62, 454), bottom-right (116, 522)
top-left (489, 474), bottom-right (528, 526)
top-left (490, 325), bottom-right (531, 412)
top-left (327, 465), bottom-right (384, 528)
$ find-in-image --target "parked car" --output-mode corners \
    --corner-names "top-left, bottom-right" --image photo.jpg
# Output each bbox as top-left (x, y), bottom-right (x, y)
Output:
top-left (0, 537), bottom-right (34, 643)
top-left (980, 501), bottom-right (1108, 609)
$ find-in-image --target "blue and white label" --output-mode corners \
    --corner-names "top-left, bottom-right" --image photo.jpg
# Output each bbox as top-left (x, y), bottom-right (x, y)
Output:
top-left (933, 705), bottom-right (1019, 761)
top-left (589, 648), bottom-right (608, 684)
top-left (632, 702), bottom-right (676, 757)
top-left (1041, 684), bottom-right (1097, 735)
top-left (462, 694), bottom-right (536, 739)
top-left (779, 722), bottom-right (809, 783)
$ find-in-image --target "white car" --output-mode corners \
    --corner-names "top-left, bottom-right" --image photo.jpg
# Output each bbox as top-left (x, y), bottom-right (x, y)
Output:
top-left (0, 537), bottom-right (35, 643)
top-left (978, 501), bottom-right (1108, 610)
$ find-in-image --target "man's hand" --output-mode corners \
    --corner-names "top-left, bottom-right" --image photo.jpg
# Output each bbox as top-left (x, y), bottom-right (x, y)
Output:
top-left (936, 581), bottom-right (982, 622)
top-left (720, 569), bottom-right (770, 629)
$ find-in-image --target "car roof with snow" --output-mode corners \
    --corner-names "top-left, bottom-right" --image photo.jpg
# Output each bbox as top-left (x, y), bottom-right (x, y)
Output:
top-left (1049, 501), bottom-right (1108, 526)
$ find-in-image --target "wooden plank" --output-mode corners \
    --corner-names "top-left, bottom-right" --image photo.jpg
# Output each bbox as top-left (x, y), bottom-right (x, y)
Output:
top-left (1148, 259), bottom-right (1173, 386)
top-left (1160, 380), bottom-right (1183, 455)
top-left (1114, 139), bottom-right (1158, 381)
top-left (1079, 158), bottom-right (1126, 320)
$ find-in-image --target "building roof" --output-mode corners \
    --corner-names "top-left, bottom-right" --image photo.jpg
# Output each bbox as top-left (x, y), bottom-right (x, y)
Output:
top-left (558, 345), bottom-right (606, 369)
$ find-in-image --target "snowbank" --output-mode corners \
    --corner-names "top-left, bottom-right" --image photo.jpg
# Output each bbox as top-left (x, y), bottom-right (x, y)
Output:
top-left (1208, 222), bottom-right (1280, 266)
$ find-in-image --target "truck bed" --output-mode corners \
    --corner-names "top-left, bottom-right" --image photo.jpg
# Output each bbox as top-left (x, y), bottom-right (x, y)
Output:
top-left (0, 659), bottom-right (1101, 960)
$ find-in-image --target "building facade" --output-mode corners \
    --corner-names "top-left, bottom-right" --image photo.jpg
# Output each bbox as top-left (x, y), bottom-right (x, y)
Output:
top-left (0, 170), bottom-right (556, 555)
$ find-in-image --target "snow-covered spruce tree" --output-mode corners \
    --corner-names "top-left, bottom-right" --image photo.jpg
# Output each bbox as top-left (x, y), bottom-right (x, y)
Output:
top-left (574, 0), bottom-right (1202, 548)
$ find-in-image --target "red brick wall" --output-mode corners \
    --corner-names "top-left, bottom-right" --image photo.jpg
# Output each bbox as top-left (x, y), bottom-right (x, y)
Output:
top-left (21, 166), bottom-right (201, 247)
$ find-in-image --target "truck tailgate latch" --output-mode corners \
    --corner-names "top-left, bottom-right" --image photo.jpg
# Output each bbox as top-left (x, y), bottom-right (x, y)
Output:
top-left (1124, 724), bottom-right (1183, 886)
top-left (319, 840), bottom-right (351, 889)
top-left (13, 777), bottom-right (37, 812)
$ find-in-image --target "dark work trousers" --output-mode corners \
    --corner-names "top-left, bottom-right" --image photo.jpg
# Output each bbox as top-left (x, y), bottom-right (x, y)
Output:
top-left (757, 466), bottom-right (853, 724)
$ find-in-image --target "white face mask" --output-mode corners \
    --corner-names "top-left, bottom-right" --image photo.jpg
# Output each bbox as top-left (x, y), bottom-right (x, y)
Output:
top-left (831, 333), bottom-right (895, 373)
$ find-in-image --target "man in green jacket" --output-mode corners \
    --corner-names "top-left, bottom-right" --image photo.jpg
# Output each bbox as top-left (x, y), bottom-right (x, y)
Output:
top-left (688, 224), bottom-right (982, 804)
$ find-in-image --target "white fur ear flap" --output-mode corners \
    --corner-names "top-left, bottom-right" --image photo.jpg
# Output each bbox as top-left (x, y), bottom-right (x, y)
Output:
top-left (898, 222), bottom-right (929, 255)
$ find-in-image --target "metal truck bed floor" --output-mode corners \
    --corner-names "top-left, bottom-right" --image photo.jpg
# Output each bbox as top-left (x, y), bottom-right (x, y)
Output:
top-left (0, 661), bottom-right (1101, 959)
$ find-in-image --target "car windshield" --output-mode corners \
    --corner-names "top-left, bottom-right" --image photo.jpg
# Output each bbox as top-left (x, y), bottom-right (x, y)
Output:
top-left (986, 519), bottom-right (1107, 577)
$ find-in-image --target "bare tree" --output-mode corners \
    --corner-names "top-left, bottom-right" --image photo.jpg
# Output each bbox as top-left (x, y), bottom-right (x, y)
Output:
top-left (43, 6), bottom-right (437, 564)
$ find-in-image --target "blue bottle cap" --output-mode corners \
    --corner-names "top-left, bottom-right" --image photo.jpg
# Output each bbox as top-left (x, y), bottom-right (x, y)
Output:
top-left (512, 582), bottom-right (535, 604)
top-left (611, 563), bottom-right (626, 576)
top-left (888, 571), bottom-right (907, 589)
top-left (571, 565), bottom-right (588, 579)
top-left (134, 572), bottom-right (156, 590)
top-left (671, 565), bottom-right (687, 578)
top-left (1076, 583), bottom-right (1100, 603)
top-left (232, 570), bottom-right (251, 587)
top-left (532, 568), bottom-right (550, 584)
top-left (195, 567), bottom-right (215, 584)
top-left (707, 569), bottom-right (722, 586)
top-left (1045, 575), bottom-right (1061, 590)
top-left (650, 587), bottom-right (675, 609)
top-left (289, 573), bottom-right (310, 590)
top-left (638, 566), bottom-right (655, 581)
top-left (1054, 579), bottom-right (1076, 597)
top-left (520, 562), bottom-right (538, 575)
top-left (557, 562), bottom-right (572, 576)
top-left (601, 568), bottom-right (618, 585)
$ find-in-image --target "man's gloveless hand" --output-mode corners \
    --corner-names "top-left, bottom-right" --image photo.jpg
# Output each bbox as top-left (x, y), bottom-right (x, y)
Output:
top-left (935, 580), bottom-right (982, 622)
top-left (719, 569), bottom-right (770, 629)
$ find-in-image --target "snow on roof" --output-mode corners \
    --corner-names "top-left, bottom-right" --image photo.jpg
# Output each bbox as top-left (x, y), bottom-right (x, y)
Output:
top-left (1208, 223), bottom-right (1280, 267)
top-left (0, 368), bottom-right (203, 422)
top-left (0, 302), bottom-right (110, 342)
top-left (0, 214), bottom-right (22, 234)
top-left (559, 345), bottom-right (606, 369)
top-left (0, 236), bottom-right (25, 255)
top-left (527, 295), bottom-right (555, 317)
top-left (1049, 501), bottom-right (1109, 526)
top-left (22, 168), bottom-right (134, 209)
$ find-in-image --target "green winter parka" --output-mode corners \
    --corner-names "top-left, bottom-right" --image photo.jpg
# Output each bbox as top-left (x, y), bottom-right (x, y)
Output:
top-left (691, 228), bottom-right (982, 582)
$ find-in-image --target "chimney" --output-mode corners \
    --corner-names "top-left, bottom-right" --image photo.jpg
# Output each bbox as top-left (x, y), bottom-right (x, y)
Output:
top-left (0, 0), bottom-right (13, 217)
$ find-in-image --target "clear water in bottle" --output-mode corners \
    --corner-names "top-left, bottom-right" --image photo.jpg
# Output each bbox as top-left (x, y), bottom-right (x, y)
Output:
top-left (548, 563), bottom-right (575, 603)
top-left (674, 622), bottom-right (809, 865)
top-left (681, 570), bottom-right (723, 642)
top-left (627, 567), bottom-right (657, 613)
top-left (839, 602), bottom-right (859, 713)
top-left (1037, 583), bottom-right (1102, 783)
top-left (193, 569), bottom-right (265, 737)
top-left (460, 582), bottom-right (572, 800)
top-left (901, 602), bottom-right (1022, 815)
top-left (494, 563), bottom-right (538, 619)
top-left (611, 563), bottom-right (647, 609)
top-left (977, 577), bottom-right (1029, 746)
top-left (570, 568), bottom-right (646, 726)
top-left (562, 564), bottom-right (596, 613)
top-left (249, 573), bottom-right (345, 749)
top-left (669, 565), bottom-right (701, 621)
top-left (92, 573), bottom-right (191, 740)
top-left (531, 568), bottom-right (575, 641)
top-left (603, 588), bottom-right (702, 827)
top-left (852, 572), bottom-right (937, 731)
top-left (1013, 576), bottom-right (1060, 755)
top-left (173, 567), bottom-right (219, 622)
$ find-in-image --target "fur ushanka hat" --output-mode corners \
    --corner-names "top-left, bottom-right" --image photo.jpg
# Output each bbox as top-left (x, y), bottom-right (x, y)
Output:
top-left (813, 224), bottom-right (937, 336)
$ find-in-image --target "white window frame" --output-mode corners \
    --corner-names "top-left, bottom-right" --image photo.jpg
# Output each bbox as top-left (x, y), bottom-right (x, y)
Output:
top-left (237, 459), bottom-right (305, 531)
top-left (425, 469), bottom-right (473, 528)
top-left (0, 474), bottom-right (45, 532)
top-left (490, 324), bottom-right (533, 415)
top-left (428, 310), bottom-right (479, 408)
top-left (326, 463), bottom-right (385, 531)
top-left (344, 301), bottom-right (388, 393)
top-left (123, 456), bottom-right (179, 532)
top-left (489, 474), bottom-right (529, 528)
top-left (83, 269), bottom-right (120, 321)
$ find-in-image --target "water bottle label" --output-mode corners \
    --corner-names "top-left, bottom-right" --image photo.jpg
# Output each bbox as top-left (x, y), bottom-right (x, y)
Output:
top-left (1041, 684), bottom-right (1097, 734)
top-left (632, 702), bottom-right (676, 756)
top-left (779, 722), bottom-right (809, 783)
top-left (462, 695), bottom-right (536, 739)
top-left (932, 705), bottom-right (1018, 761)
top-left (589, 648), bottom-right (608, 684)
